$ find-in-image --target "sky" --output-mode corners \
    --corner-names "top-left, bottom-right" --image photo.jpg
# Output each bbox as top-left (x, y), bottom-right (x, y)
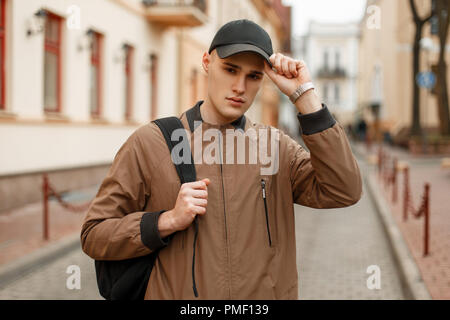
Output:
top-left (286, 0), bottom-right (367, 36)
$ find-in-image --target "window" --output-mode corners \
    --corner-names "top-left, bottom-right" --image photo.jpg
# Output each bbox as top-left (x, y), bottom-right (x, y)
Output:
top-left (323, 83), bottom-right (329, 101)
top-left (0, 0), bottom-right (6, 110)
top-left (150, 53), bottom-right (158, 120)
top-left (90, 31), bottom-right (103, 117)
top-left (335, 83), bottom-right (340, 103)
top-left (335, 50), bottom-right (340, 70)
top-left (123, 44), bottom-right (134, 121)
top-left (43, 12), bottom-right (63, 112)
top-left (323, 49), bottom-right (329, 70)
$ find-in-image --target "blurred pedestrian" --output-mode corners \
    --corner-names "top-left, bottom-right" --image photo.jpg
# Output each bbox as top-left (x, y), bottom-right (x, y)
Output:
top-left (357, 118), bottom-right (367, 142)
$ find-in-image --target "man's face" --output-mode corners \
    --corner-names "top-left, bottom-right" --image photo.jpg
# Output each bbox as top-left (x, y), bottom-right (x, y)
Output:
top-left (202, 50), bottom-right (265, 123)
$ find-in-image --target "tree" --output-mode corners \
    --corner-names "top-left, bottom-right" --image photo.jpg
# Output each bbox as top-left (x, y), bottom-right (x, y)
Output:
top-left (409, 0), bottom-right (433, 136)
top-left (434, 0), bottom-right (450, 136)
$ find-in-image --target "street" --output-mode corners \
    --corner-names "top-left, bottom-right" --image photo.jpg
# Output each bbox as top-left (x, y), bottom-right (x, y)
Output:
top-left (295, 161), bottom-right (404, 299)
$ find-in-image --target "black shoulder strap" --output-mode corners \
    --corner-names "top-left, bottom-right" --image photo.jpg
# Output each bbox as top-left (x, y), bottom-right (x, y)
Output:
top-left (153, 116), bottom-right (200, 298)
top-left (153, 117), bottom-right (196, 184)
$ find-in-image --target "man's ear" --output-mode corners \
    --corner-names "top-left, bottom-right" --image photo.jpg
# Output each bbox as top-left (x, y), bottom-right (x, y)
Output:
top-left (202, 52), bottom-right (211, 74)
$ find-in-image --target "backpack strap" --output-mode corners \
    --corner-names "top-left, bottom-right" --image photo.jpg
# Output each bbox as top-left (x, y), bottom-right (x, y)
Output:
top-left (152, 117), bottom-right (200, 298)
top-left (153, 117), bottom-right (196, 184)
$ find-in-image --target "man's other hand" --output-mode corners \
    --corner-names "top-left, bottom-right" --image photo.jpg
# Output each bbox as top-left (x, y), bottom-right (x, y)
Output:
top-left (166, 178), bottom-right (210, 232)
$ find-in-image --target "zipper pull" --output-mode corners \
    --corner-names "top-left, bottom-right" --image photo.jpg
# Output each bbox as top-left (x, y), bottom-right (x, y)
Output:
top-left (261, 179), bottom-right (266, 199)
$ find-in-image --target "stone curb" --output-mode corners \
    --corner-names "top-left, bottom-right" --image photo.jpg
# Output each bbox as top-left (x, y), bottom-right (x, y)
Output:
top-left (0, 233), bottom-right (81, 289)
top-left (350, 141), bottom-right (431, 300)
top-left (365, 173), bottom-right (432, 300)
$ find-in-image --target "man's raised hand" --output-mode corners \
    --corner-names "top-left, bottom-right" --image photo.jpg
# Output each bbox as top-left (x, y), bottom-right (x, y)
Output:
top-left (263, 53), bottom-right (312, 97)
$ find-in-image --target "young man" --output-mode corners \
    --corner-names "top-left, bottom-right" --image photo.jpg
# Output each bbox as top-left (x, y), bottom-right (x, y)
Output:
top-left (81, 19), bottom-right (362, 299)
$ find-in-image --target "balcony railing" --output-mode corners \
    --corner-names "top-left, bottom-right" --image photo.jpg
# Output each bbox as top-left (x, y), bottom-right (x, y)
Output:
top-left (142, 0), bottom-right (208, 27)
top-left (316, 67), bottom-right (347, 79)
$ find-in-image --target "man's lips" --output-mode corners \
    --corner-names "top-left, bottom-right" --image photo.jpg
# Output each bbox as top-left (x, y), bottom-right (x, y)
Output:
top-left (226, 97), bottom-right (245, 103)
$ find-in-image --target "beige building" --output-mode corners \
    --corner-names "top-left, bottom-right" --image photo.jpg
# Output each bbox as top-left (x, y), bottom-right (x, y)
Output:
top-left (0, 0), bottom-right (290, 211)
top-left (358, 0), bottom-right (450, 141)
top-left (300, 21), bottom-right (360, 126)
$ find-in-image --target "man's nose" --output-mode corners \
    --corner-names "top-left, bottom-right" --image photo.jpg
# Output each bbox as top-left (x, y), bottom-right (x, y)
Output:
top-left (232, 75), bottom-right (246, 95)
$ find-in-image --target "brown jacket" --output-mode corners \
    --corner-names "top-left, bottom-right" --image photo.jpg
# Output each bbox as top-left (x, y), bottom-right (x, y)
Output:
top-left (80, 101), bottom-right (362, 299)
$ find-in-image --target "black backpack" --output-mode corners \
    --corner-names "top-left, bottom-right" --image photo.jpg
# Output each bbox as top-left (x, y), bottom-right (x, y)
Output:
top-left (94, 116), bottom-right (198, 300)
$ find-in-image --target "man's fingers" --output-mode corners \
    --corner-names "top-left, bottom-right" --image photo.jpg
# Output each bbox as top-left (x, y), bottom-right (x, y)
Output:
top-left (187, 179), bottom-right (209, 190)
top-left (269, 53), bottom-right (276, 66)
top-left (190, 189), bottom-right (208, 199)
top-left (281, 58), bottom-right (292, 78)
top-left (264, 61), bottom-right (280, 82)
top-left (195, 206), bottom-right (207, 215)
top-left (296, 59), bottom-right (306, 70)
top-left (192, 197), bottom-right (208, 208)
top-left (289, 60), bottom-right (298, 77)
top-left (274, 54), bottom-right (282, 74)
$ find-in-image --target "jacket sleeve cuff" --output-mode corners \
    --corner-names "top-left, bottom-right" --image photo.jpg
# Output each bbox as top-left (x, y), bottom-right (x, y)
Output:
top-left (140, 210), bottom-right (169, 251)
top-left (297, 104), bottom-right (336, 135)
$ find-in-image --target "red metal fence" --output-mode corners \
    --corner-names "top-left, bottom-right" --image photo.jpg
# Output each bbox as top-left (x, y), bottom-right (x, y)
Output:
top-left (377, 147), bottom-right (431, 257)
top-left (42, 173), bottom-right (92, 241)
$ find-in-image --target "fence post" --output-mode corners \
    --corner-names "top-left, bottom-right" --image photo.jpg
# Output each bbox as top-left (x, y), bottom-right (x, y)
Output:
top-left (392, 157), bottom-right (398, 203)
top-left (384, 152), bottom-right (390, 185)
top-left (403, 167), bottom-right (409, 222)
top-left (42, 173), bottom-right (49, 241)
top-left (378, 147), bottom-right (382, 178)
top-left (424, 183), bottom-right (430, 257)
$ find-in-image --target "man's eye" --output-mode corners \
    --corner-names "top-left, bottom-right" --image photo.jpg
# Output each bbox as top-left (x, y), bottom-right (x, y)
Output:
top-left (249, 74), bottom-right (261, 80)
top-left (226, 68), bottom-right (236, 73)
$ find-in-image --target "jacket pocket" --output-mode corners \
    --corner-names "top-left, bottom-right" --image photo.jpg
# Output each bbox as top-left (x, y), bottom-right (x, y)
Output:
top-left (261, 178), bottom-right (273, 247)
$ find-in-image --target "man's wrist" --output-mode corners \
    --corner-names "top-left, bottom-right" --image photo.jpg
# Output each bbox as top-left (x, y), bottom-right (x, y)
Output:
top-left (293, 89), bottom-right (322, 115)
top-left (297, 103), bottom-right (336, 135)
top-left (158, 209), bottom-right (178, 238)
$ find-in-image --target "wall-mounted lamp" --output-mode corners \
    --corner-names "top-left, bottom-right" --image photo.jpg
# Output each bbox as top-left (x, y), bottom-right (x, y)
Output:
top-left (77, 28), bottom-right (95, 52)
top-left (113, 43), bottom-right (132, 64)
top-left (27, 9), bottom-right (47, 36)
top-left (142, 53), bottom-right (157, 72)
top-left (122, 43), bottom-right (132, 52)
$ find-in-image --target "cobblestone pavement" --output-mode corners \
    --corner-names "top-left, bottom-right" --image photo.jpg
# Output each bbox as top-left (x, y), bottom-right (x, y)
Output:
top-left (0, 245), bottom-right (102, 300)
top-left (295, 158), bottom-right (406, 299)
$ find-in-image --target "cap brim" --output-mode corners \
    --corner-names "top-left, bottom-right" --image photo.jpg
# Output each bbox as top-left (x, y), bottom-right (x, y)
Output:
top-left (216, 44), bottom-right (272, 67)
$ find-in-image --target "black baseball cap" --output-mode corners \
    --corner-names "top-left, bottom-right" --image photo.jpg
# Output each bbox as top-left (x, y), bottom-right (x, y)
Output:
top-left (208, 19), bottom-right (273, 67)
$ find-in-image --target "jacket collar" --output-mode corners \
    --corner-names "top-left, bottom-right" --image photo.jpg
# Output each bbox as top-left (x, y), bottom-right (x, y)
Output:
top-left (186, 100), bottom-right (247, 133)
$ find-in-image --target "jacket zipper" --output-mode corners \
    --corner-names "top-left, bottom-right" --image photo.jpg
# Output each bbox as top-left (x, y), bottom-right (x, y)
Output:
top-left (218, 131), bottom-right (232, 299)
top-left (261, 179), bottom-right (272, 247)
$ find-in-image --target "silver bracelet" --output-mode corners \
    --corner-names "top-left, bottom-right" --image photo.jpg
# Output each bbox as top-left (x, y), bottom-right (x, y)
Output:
top-left (289, 82), bottom-right (315, 104)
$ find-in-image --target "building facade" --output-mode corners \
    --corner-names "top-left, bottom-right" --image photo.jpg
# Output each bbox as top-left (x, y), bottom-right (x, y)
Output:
top-left (0, 0), bottom-right (291, 211)
top-left (358, 0), bottom-right (450, 141)
top-left (298, 21), bottom-right (360, 126)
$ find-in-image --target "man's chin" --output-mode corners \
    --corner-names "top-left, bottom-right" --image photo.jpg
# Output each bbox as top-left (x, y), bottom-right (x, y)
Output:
top-left (221, 105), bottom-right (246, 121)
